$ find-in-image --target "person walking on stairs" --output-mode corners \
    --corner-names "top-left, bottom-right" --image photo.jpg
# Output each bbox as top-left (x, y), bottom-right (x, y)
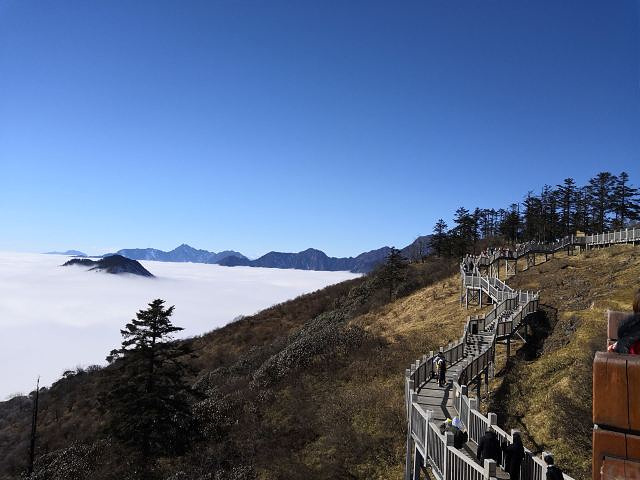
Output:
top-left (451, 417), bottom-right (468, 449)
top-left (501, 431), bottom-right (524, 480)
top-left (544, 453), bottom-right (564, 480)
top-left (477, 429), bottom-right (501, 466)
top-left (435, 352), bottom-right (447, 387)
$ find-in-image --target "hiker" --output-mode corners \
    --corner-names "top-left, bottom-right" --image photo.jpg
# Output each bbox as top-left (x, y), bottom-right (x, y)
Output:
top-left (501, 432), bottom-right (525, 480)
top-left (544, 453), bottom-right (564, 480)
top-left (608, 289), bottom-right (640, 354)
top-left (451, 416), bottom-right (468, 449)
top-left (439, 418), bottom-right (453, 435)
top-left (435, 353), bottom-right (447, 387)
top-left (477, 429), bottom-right (501, 465)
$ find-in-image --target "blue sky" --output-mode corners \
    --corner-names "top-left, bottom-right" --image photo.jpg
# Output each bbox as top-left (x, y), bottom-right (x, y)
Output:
top-left (1, 0), bottom-right (638, 258)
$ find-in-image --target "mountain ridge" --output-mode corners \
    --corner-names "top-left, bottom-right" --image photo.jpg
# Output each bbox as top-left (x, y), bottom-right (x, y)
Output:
top-left (104, 244), bottom-right (247, 264)
top-left (45, 250), bottom-right (87, 257)
top-left (63, 255), bottom-right (154, 277)
top-left (107, 236), bottom-right (432, 273)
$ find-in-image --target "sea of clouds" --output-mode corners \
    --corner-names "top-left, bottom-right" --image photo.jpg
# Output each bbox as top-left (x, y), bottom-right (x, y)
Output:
top-left (0, 252), bottom-right (359, 399)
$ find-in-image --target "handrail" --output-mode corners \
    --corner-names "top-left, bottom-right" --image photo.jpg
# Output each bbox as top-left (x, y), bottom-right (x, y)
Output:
top-left (462, 227), bottom-right (640, 270)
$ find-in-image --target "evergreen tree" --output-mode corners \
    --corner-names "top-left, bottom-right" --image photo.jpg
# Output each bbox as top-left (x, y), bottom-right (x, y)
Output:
top-left (587, 172), bottom-right (617, 232)
top-left (377, 248), bottom-right (408, 299)
top-left (101, 299), bottom-right (194, 465)
top-left (612, 171), bottom-right (640, 228)
top-left (431, 219), bottom-right (449, 257)
top-left (471, 208), bottom-right (482, 253)
top-left (499, 204), bottom-right (520, 244)
top-left (477, 209), bottom-right (494, 239)
top-left (452, 207), bottom-right (474, 256)
top-left (574, 186), bottom-right (591, 233)
top-left (522, 192), bottom-right (542, 241)
top-left (540, 185), bottom-right (559, 242)
top-left (556, 178), bottom-right (577, 236)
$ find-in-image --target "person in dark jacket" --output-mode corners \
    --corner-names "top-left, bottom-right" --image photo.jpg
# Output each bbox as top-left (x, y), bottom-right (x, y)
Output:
top-left (609, 289), bottom-right (640, 354)
top-left (451, 417), bottom-right (468, 449)
top-left (544, 453), bottom-right (564, 480)
top-left (501, 432), bottom-right (525, 480)
top-left (436, 353), bottom-right (447, 387)
top-left (477, 430), bottom-right (501, 465)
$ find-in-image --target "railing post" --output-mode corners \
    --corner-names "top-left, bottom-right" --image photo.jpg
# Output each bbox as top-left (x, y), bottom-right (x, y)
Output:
top-left (409, 366), bottom-right (416, 393)
top-left (484, 459), bottom-right (497, 479)
top-left (429, 351), bottom-right (434, 378)
top-left (405, 430), bottom-right (414, 480)
top-left (412, 445), bottom-right (423, 480)
top-left (488, 412), bottom-right (497, 427)
top-left (443, 431), bottom-right (454, 477)
top-left (405, 369), bottom-right (413, 406)
top-left (460, 385), bottom-right (469, 426)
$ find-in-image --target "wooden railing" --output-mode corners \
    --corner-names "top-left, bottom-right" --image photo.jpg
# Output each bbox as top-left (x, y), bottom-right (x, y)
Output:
top-left (465, 227), bottom-right (640, 269)
top-left (586, 227), bottom-right (640, 246)
top-left (411, 402), bottom-right (430, 459)
top-left (408, 339), bottom-right (467, 394)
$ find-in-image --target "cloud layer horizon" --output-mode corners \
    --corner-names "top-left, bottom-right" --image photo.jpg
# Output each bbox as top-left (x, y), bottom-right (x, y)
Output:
top-left (0, 252), bottom-right (358, 399)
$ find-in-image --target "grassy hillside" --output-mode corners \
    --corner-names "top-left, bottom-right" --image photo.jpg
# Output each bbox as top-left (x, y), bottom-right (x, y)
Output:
top-left (487, 245), bottom-right (640, 480)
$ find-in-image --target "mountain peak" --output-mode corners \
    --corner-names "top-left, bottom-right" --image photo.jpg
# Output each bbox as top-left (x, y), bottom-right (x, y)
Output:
top-left (63, 255), bottom-right (154, 277)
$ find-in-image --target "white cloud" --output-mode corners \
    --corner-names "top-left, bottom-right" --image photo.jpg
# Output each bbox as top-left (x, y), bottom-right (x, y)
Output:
top-left (0, 252), bottom-right (359, 399)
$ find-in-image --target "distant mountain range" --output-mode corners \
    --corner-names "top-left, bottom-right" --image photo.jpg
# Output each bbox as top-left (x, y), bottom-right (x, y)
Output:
top-left (219, 247), bottom-right (394, 273)
top-left (104, 244), bottom-right (247, 264)
top-left (45, 250), bottom-right (87, 257)
top-left (101, 235), bottom-right (431, 273)
top-left (63, 255), bottom-right (154, 277)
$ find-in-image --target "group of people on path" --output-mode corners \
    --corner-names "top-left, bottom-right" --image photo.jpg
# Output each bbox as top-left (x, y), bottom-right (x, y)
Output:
top-left (476, 428), bottom-right (563, 480)
top-left (440, 416), bottom-right (468, 449)
top-left (439, 417), bottom-right (564, 480)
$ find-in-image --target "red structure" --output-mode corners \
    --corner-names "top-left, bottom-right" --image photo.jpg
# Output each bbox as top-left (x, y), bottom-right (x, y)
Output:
top-left (592, 311), bottom-right (640, 479)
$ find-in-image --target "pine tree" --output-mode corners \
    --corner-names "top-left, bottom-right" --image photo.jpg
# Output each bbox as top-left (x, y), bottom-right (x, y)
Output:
top-left (535, 185), bottom-right (558, 242)
top-left (431, 219), bottom-right (449, 257)
top-left (522, 192), bottom-right (542, 241)
top-left (587, 172), bottom-right (617, 232)
top-left (377, 248), bottom-right (408, 299)
top-left (612, 171), bottom-right (640, 228)
top-left (453, 207), bottom-right (474, 257)
top-left (556, 178), bottom-right (577, 236)
top-left (573, 186), bottom-right (591, 233)
top-left (101, 299), bottom-right (194, 465)
top-left (499, 204), bottom-right (520, 244)
top-left (471, 208), bottom-right (481, 253)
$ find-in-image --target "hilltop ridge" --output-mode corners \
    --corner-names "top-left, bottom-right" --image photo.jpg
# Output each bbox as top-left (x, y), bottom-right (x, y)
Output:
top-left (63, 255), bottom-right (154, 277)
top-left (111, 235), bottom-right (432, 273)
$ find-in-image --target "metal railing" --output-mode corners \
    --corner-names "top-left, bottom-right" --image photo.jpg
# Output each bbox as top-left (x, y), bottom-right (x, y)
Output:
top-left (411, 402), bottom-right (430, 458)
top-left (409, 339), bottom-right (467, 394)
top-left (585, 227), bottom-right (640, 246)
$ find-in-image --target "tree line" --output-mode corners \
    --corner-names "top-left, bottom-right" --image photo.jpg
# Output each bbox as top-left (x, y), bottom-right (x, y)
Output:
top-left (430, 171), bottom-right (640, 258)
